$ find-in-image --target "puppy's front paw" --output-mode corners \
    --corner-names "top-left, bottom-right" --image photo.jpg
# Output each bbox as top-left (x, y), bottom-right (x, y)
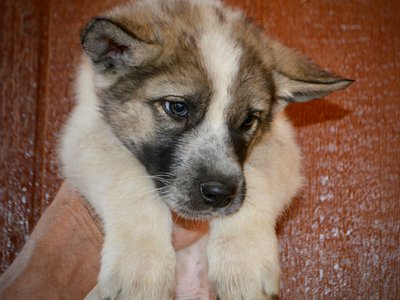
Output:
top-left (87, 243), bottom-right (175, 300)
top-left (208, 236), bottom-right (280, 300)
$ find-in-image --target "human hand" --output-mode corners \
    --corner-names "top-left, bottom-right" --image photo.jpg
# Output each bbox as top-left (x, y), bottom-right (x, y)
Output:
top-left (173, 214), bottom-right (213, 300)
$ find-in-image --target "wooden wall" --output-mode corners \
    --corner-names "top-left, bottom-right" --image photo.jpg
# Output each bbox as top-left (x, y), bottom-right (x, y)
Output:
top-left (1, 0), bottom-right (399, 298)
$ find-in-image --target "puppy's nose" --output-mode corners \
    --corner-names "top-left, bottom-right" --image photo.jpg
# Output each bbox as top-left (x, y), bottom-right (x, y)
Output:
top-left (200, 182), bottom-right (236, 208)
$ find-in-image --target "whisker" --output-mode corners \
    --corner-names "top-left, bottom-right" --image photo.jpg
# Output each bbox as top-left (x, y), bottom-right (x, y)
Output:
top-left (66, 173), bottom-right (173, 186)
top-left (244, 194), bottom-right (257, 208)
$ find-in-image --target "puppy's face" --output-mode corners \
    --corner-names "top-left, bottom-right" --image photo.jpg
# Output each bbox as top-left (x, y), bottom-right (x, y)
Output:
top-left (81, 0), bottom-right (352, 220)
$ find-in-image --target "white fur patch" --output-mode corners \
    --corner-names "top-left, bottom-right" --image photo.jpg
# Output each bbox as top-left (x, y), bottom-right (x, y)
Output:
top-left (198, 24), bottom-right (242, 133)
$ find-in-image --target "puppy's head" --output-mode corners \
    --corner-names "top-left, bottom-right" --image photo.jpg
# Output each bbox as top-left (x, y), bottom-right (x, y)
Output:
top-left (80, 0), bottom-right (352, 220)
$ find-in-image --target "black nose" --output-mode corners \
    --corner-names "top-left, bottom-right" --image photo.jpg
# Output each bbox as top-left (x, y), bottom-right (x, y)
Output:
top-left (200, 182), bottom-right (236, 208)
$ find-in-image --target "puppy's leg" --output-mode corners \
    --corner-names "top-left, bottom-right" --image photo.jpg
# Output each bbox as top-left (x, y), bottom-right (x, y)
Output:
top-left (208, 210), bottom-right (280, 300)
top-left (65, 135), bottom-right (176, 300)
top-left (208, 161), bottom-right (296, 300)
top-left (83, 166), bottom-right (175, 300)
top-left (93, 192), bottom-right (175, 300)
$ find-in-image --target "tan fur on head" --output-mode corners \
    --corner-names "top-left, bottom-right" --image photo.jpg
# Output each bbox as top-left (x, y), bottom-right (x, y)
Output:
top-left (60, 0), bottom-right (352, 299)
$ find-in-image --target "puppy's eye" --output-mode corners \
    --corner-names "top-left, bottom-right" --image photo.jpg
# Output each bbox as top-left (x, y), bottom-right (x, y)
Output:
top-left (163, 100), bottom-right (188, 119)
top-left (241, 113), bottom-right (259, 131)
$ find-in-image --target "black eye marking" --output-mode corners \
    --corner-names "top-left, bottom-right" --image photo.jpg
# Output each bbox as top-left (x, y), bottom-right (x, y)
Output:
top-left (162, 97), bottom-right (189, 119)
top-left (240, 111), bottom-right (261, 131)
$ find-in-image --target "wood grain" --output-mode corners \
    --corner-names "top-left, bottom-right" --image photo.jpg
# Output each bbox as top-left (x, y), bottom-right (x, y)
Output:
top-left (0, 0), bottom-right (48, 272)
top-left (1, 0), bottom-right (399, 298)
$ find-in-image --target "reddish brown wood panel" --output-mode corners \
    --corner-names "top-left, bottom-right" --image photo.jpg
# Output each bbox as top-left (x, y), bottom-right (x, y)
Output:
top-left (0, 0), bottom-right (48, 272)
top-left (1, 0), bottom-right (399, 299)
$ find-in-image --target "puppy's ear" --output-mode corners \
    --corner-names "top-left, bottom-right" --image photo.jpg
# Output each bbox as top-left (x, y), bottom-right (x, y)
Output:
top-left (80, 18), bottom-right (160, 72)
top-left (271, 40), bottom-right (353, 105)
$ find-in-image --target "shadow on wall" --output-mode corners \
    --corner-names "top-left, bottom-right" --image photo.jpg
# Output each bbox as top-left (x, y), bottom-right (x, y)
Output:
top-left (285, 99), bottom-right (351, 128)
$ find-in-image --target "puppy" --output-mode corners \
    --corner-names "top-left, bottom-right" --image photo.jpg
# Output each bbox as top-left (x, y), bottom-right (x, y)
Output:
top-left (60, 0), bottom-right (352, 299)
